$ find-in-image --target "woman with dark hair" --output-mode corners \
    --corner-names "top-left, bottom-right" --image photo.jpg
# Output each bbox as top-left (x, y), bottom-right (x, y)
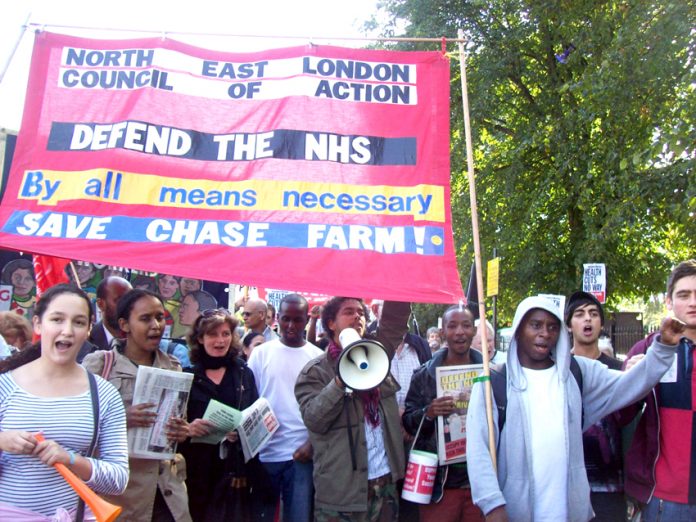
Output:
top-left (83, 289), bottom-right (192, 521)
top-left (181, 309), bottom-right (261, 521)
top-left (241, 331), bottom-right (265, 361)
top-left (0, 284), bottom-right (128, 519)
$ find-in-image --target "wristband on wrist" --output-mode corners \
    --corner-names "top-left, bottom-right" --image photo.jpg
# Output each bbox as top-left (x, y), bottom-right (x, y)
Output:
top-left (68, 451), bottom-right (76, 466)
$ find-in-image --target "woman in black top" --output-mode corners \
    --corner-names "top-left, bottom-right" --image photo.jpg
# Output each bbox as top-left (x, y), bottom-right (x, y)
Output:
top-left (180, 309), bottom-right (260, 521)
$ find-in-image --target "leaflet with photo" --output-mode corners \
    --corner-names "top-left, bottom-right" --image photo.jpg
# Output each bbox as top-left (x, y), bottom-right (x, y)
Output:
top-left (435, 364), bottom-right (483, 465)
top-left (238, 397), bottom-right (279, 462)
top-left (129, 365), bottom-right (194, 459)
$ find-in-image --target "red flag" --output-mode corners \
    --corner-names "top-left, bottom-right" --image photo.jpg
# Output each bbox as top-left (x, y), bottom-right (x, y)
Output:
top-left (32, 255), bottom-right (71, 297)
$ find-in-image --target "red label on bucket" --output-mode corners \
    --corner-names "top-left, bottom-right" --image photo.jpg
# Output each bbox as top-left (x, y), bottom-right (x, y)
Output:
top-left (403, 459), bottom-right (437, 495)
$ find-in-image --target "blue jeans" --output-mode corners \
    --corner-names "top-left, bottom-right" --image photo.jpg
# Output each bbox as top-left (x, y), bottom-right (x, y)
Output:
top-left (260, 459), bottom-right (314, 521)
top-left (643, 497), bottom-right (696, 522)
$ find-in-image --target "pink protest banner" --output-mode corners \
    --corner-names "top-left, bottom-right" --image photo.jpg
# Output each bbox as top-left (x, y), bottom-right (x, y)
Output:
top-left (0, 31), bottom-right (464, 303)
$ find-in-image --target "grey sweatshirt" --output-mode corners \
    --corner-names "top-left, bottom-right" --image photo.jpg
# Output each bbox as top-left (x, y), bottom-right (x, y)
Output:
top-left (466, 295), bottom-right (677, 522)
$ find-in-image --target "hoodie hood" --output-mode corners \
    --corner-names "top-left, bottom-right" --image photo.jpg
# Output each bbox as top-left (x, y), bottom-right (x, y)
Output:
top-left (507, 295), bottom-right (571, 391)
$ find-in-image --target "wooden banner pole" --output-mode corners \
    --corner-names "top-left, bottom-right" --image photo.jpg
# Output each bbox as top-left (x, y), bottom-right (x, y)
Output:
top-left (457, 28), bottom-right (496, 470)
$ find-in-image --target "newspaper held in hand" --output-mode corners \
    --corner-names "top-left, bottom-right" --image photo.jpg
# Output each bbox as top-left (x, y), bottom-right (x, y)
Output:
top-left (435, 364), bottom-right (483, 466)
top-left (129, 365), bottom-right (194, 460)
top-left (238, 398), bottom-right (279, 462)
top-left (191, 397), bottom-right (279, 462)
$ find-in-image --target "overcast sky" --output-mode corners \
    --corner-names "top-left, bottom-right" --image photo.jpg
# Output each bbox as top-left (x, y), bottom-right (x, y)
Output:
top-left (0, 0), bottom-right (384, 131)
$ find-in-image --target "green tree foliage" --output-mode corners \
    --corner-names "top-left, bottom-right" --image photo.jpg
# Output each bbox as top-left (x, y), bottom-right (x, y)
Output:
top-left (370, 0), bottom-right (695, 322)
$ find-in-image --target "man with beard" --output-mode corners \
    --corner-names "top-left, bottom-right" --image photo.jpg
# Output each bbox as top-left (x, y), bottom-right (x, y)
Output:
top-left (565, 291), bottom-right (624, 521)
top-left (295, 297), bottom-right (410, 521)
top-left (467, 295), bottom-right (682, 521)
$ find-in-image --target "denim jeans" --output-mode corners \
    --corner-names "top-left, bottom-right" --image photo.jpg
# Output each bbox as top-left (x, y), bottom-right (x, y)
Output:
top-left (643, 497), bottom-right (696, 522)
top-left (260, 459), bottom-right (314, 521)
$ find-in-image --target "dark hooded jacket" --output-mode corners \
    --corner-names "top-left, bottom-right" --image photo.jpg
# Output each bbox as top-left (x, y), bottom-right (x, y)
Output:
top-left (402, 347), bottom-right (483, 502)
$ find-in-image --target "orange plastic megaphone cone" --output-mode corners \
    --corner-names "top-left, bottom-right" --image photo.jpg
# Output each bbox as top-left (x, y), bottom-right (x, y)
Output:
top-left (34, 434), bottom-right (122, 522)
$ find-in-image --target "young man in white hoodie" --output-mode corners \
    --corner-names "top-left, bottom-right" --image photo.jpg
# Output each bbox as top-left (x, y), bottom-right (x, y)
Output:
top-left (466, 295), bottom-right (683, 522)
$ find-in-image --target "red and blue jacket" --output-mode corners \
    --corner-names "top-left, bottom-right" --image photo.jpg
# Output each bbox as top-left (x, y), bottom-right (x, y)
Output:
top-left (618, 333), bottom-right (696, 505)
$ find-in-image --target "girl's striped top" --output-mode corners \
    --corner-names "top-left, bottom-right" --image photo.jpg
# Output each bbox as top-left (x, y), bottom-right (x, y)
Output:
top-left (0, 370), bottom-right (129, 517)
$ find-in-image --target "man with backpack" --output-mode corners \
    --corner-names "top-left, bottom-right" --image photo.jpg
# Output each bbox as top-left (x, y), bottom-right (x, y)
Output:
top-left (565, 291), bottom-right (625, 521)
top-left (466, 295), bottom-right (682, 521)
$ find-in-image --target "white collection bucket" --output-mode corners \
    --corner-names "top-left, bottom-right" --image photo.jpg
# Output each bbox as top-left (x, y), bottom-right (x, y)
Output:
top-left (401, 449), bottom-right (438, 504)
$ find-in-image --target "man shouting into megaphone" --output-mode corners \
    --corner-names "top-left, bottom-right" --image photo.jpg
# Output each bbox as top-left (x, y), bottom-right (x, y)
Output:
top-left (295, 297), bottom-right (410, 522)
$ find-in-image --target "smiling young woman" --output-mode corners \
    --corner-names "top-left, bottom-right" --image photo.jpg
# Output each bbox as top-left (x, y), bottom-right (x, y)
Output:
top-left (0, 284), bottom-right (128, 520)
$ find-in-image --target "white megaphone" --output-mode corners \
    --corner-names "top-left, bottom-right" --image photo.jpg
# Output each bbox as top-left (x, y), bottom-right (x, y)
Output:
top-left (337, 328), bottom-right (390, 391)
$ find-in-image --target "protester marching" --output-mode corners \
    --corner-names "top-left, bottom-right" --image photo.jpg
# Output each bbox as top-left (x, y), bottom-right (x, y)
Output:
top-left (0, 3), bottom-right (692, 520)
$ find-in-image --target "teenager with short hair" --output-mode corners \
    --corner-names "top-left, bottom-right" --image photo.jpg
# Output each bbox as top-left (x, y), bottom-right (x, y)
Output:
top-left (248, 294), bottom-right (323, 521)
top-left (403, 305), bottom-right (484, 521)
top-left (565, 291), bottom-right (624, 521)
top-left (619, 259), bottom-right (696, 521)
top-left (467, 295), bottom-right (681, 522)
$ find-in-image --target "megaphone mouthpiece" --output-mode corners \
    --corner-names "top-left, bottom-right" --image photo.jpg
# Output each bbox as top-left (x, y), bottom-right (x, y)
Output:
top-left (347, 346), bottom-right (370, 370)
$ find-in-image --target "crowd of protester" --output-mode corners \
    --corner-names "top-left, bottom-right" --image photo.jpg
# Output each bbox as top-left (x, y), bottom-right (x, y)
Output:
top-left (0, 258), bottom-right (693, 521)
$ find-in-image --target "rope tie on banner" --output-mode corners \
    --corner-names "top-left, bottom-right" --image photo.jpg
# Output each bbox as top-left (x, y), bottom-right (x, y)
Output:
top-left (15, 23), bottom-right (469, 45)
top-left (441, 37), bottom-right (447, 55)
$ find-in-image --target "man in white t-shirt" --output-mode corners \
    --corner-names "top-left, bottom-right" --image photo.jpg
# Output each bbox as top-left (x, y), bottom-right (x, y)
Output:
top-left (247, 293), bottom-right (323, 522)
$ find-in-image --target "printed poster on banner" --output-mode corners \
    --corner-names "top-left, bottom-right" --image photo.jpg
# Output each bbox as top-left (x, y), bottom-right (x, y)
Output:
top-left (0, 284), bottom-right (12, 312)
top-left (0, 32), bottom-right (463, 304)
top-left (435, 364), bottom-right (483, 465)
top-left (583, 263), bottom-right (606, 303)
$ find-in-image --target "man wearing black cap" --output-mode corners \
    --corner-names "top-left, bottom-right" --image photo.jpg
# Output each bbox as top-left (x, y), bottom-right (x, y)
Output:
top-left (565, 291), bottom-right (624, 521)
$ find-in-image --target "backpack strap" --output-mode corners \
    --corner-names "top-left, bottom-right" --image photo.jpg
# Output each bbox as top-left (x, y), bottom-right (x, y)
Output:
top-left (101, 349), bottom-right (115, 380)
top-left (569, 356), bottom-right (584, 427)
top-left (569, 356), bottom-right (583, 394)
top-left (490, 364), bottom-right (508, 435)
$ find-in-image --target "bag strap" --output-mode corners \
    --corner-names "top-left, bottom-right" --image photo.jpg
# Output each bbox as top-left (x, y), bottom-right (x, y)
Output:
top-left (569, 356), bottom-right (584, 427)
top-left (101, 349), bottom-right (115, 380)
top-left (76, 371), bottom-right (100, 522)
top-left (490, 365), bottom-right (508, 436)
top-left (409, 411), bottom-right (428, 453)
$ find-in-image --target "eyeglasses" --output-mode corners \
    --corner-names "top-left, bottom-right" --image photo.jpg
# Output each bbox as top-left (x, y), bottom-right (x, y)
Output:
top-left (201, 308), bottom-right (231, 318)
